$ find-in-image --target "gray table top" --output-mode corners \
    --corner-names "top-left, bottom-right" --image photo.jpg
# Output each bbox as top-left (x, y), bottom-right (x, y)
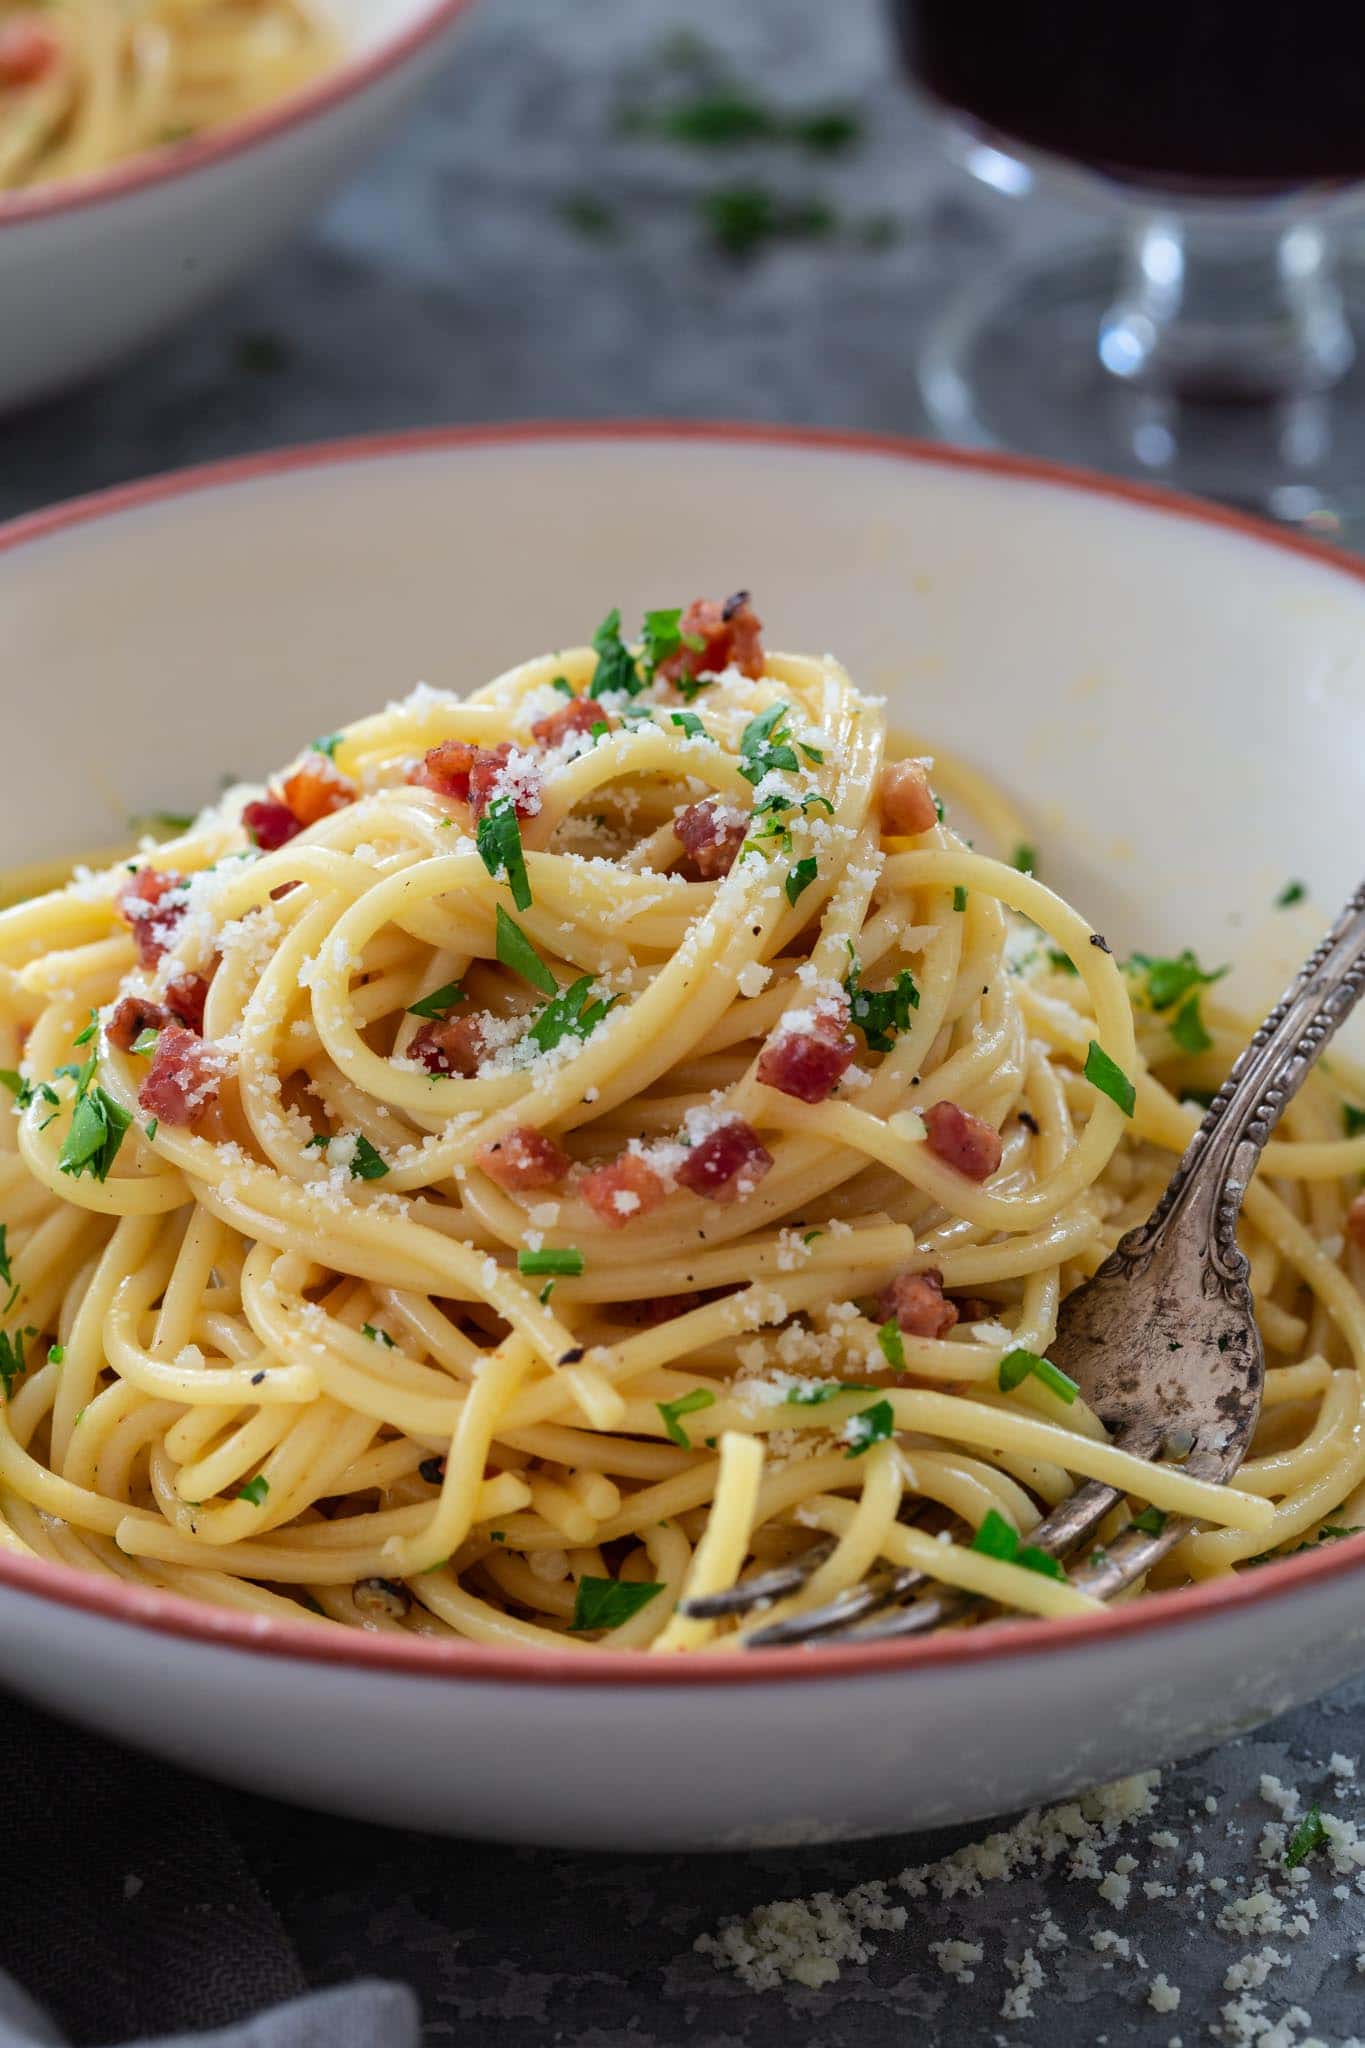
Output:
top-left (5, 1), bottom-right (1365, 2041)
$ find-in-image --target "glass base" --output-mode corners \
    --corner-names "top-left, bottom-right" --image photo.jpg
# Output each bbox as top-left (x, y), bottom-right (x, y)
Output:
top-left (919, 241), bottom-right (1365, 541)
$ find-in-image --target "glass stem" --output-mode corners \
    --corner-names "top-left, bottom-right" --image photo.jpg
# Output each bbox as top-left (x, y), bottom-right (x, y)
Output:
top-left (1098, 214), bottom-right (1355, 402)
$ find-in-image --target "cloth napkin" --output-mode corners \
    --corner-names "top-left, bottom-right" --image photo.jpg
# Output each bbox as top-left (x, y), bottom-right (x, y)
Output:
top-left (0, 1694), bottom-right (420, 2047)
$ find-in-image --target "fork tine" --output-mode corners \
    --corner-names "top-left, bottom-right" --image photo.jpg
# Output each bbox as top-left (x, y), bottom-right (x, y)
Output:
top-left (741, 1565), bottom-right (928, 1648)
top-left (679, 1538), bottom-right (837, 1619)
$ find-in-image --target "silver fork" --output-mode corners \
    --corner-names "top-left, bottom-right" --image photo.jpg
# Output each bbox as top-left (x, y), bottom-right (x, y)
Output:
top-left (683, 882), bottom-right (1365, 1647)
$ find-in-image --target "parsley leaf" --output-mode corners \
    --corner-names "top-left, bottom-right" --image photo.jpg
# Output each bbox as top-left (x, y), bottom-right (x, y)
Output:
top-left (1284, 1804), bottom-right (1327, 1869)
top-left (657, 1386), bottom-right (716, 1447)
top-left (1169, 993), bottom-right (1213, 1055)
top-left (737, 702), bottom-right (800, 785)
top-left (952, 885), bottom-right (968, 912)
top-left (1276, 879), bottom-right (1307, 908)
top-left (517, 1247), bottom-right (584, 1277)
top-left (527, 974), bottom-right (618, 1055)
top-left (313, 733), bottom-right (343, 759)
top-left (72, 1008), bottom-right (100, 1048)
top-left (997, 1347), bottom-right (1079, 1405)
top-left (844, 1397), bottom-right (895, 1458)
top-left (495, 906), bottom-right (559, 997)
top-left (669, 710), bottom-right (706, 739)
top-left (970, 1508), bottom-right (1066, 1580)
top-left (408, 981), bottom-right (467, 1021)
top-left (1128, 948), bottom-right (1227, 1013)
top-left (589, 608), bottom-right (643, 699)
top-left (844, 952), bottom-right (919, 1053)
top-left (876, 1319), bottom-right (905, 1372)
top-left (0, 1325), bottom-right (36, 1400)
top-left (784, 1381), bottom-right (872, 1406)
top-left (785, 856), bottom-right (818, 908)
top-left (349, 1135), bottom-right (389, 1181)
top-left (0, 1225), bottom-right (9, 1294)
top-left (569, 1576), bottom-right (664, 1632)
top-left (1343, 1105), bottom-right (1365, 1138)
top-left (130, 1028), bottom-right (160, 1056)
top-left (237, 1475), bottom-right (270, 1506)
top-left (1046, 948), bottom-right (1078, 976)
top-left (476, 797), bottom-right (533, 912)
top-left (59, 1088), bottom-right (132, 1183)
top-left (1012, 843), bottom-right (1036, 874)
top-left (1132, 1506), bottom-right (1167, 1535)
top-left (1084, 1041), bottom-right (1136, 1117)
top-left (361, 1323), bottom-right (395, 1347)
top-left (641, 607), bottom-right (703, 678)
top-left (144, 1118), bottom-right (159, 1142)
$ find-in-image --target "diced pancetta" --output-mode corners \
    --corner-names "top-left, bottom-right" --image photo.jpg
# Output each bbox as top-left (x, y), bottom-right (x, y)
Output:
top-left (0, 15), bottom-right (61, 85)
top-left (657, 593), bottom-right (765, 686)
top-left (107, 996), bottom-right (170, 1053)
top-left (673, 798), bottom-right (747, 879)
top-left (279, 755), bottom-right (357, 827)
top-left (675, 1119), bottom-right (772, 1204)
top-left (756, 1006), bottom-right (857, 1103)
top-left (878, 760), bottom-right (938, 837)
top-left (475, 1126), bottom-right (570, 1191)
top-left (242, 797), bottom-right (301, 851)
top-left (580, 1151), bottom-right (667, 1230)
top-left (923, 1100), bottom-right (1003, 1182)
top-left (531, 696), bottom-right (604, 747)
top-left (137, 1024), bottom-right (226, 1130)
top-left (165, 973), bottom-right (209, 1035)
top-left (1348, 1191), bottom-right (1365, 1249)
top-left (407, 1014), bottom-right (487, 1078)
top-left (117, 868), bottom-right (187, 968)
top-left (411, 740), bottom-right (541, 823)
top-left (876, 1268), bottom-right (958, 1340)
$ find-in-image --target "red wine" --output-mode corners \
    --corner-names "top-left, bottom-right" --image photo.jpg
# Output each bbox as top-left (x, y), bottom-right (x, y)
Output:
top-left (894, 2), bottom-right (1365, 191)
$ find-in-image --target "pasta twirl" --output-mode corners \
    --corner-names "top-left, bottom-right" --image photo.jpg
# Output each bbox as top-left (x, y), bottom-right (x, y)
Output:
top-left (1, 593), bottom-right (1358, 1653)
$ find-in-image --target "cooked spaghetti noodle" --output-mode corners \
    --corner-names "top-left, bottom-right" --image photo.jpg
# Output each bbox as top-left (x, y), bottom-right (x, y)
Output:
top-left (0, 0), bottom-right (338, 193)
top-left (2, 594), bottom-right (1362, 1653)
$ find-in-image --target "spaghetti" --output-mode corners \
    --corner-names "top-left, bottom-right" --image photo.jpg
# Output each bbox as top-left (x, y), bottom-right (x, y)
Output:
top-left (0, 0), bottom-right (338, 193)
top-left (1, 593), bottom-right (1361, 1653)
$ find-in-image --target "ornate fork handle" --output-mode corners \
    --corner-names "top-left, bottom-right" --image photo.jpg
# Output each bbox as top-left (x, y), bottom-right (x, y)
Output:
top-left (1112, 882), bottom-right (1365, 1294)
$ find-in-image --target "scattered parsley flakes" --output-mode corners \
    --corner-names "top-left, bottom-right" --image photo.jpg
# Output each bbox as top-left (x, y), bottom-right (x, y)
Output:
top-left (476, 797), bottom-right (533, 912)
top-left (1275, 879), bottom-right (1307, 908)
top-left (952, 886), bottom-right (968, 913)
top-left (130, 1028), bottom-right (160, 1056)
top-left (1284, 1804), bottom-right (1328, 1869)
top-left (59, 1087), bottom-right (132, 1183)
top-left (785, 1381), bottom-right (871, 1407)
top-left (1128, 948), bottom-right (1228, 1012)
top-left (312, 732), bottom-right (343, 759)
top-left (569, 1576), bottom-right (664, 1632)
top-left (527, 974), bottom-right (617, 1055)
top-left (144, 1118), bottom-right (159, 1142)
top-left (0, 1225), bottom-right (9, 1293)
top-left (349, 1135), bottom-right (390, 1181)
top-left (641, 606), bottom-right (702, 678)
top-left (1011, 843), bottom-right (1036, 874)
top-left (970, 1507), bottom-right (1066, 1580)
top-left (785, 856), bottom-right (818, 908)
top-left (876, 1319), bottom-right (905, 1372)
top-left (1132, 1506), bottom-right (1167, 1535)
top-left (737, 702), bottom-right (799, 785)
top-left (72, 1008), bottom-right (100, 1048)
top-left (1342, 1104), bottom-right (1365, 1137)
top-left (495, 905), bottom-right (559, 997)
top-left (657, 1385), bottom-right (717, 1447)
top-left (1046, 948), bottom-right (1078, 976)
top-left (1169, 993), bottom-right (1213, 1056)
top-left (408, 980), bottom-right (467, 1021)
top-left (0, 1325), bottom-right (36, 1400)
top-left (997, 1347), bottom-right (1078, 1404)
top-left (517, 1247), bottom-right (584, 1277)
top-left (237, 1475), bottom-right (270, 1507)
top-left (845, 950), bottom-right (919, 1053)
top-left (589, 607), bottom-right (643, 699)
top-left (669, 709), bottom-right (706, 739)
top-left (844, 1397), bottom-right (895, 1458)
top-left (1084, 1041), bottom-right (1136, 1117)
top-left (361, 1324), bottom-right (395, 1347)
top-left (551, 676), bottom-right (575, 699)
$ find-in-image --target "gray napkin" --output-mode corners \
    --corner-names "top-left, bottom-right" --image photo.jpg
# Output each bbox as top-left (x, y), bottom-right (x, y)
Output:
top-left (0, 1694), bottom-right (420, 2047)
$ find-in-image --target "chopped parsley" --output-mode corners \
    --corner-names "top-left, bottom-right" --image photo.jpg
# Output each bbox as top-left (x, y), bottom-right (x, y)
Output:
top-left (844, 949), bottom-right (919, 1053)
top-left (641, 607), bottom-right (703, 678)
top-left (970, 1507), bottom-right (1066, 1580)
top-left (144, 1118), bottom-right (159, 1142)
top-left (657, 1385), bottom-right (716, 1447)
top-left (1343, 1105), bottom-right (1365, 1138)
top-left (0, 1325), bottom-right (36, 1400)
top-left (785, 1381), bottom-right (871, 1407)
top-left (237, 1474), bottom-right (270, 1506)
top-left (526, 974), bottom-right (617, 1055)
top-left (1128, 948), bottom-right (1227, 1013)
top-left (475, 797), bottom-right (533, 912)
top-left (876, 1319), bottom-right (905, 1372)
top-left (737, 702), bottom-right (800, 784)
top-left (408, 980), bottom-right (467, 1021)
top-left (517, 1247), bottom-right (584, 1277)
top-left (48, 1344), bottom-right (64, 1366)
top-left (361, 1324), bottom-right (395, 1347)
top-left (130, 1028), bottom-right (160, 1056)
top-left (569, 1576), bottom-right (664, 1632)
top-left (1132, 1506), bottom-right (1167, 1535)
top-left (952, 886), bottom-right (968, 913)
top-left (1276, 879), bottom-right (1307, 908)
top-left (1284, 1804), bottom-right (1327, 1869)
top-left (349, 1135), bottom-right (390, 1181)
top-left (1169, 993), bottom-right (1213, 1056)
top-left (551, 676), bottom-right (575, 698)
top-left (72, 1008), bottom-right (100, 1048)
top-left (785, 856), bottom-right (818, 907)
top-left (1046, 948), bottom-right (1079, 976)
top-left (589, 607), bottom-right (644, 699)
top-left (312, 733), bottom-right (343, 759)
top-left (494, 906), bottom-right (559, 997)
top-left (701, 184), bottom-right (837, 258)
top-left (1011, 843), bottom-right (1036, 874)
top-left (844, 1397), bottom-right (895, 1458)
top-left (59, 1088), bottom-right (132, 1183)
top-left (997, 1347), bottom-right (1079, 1405)
top-left (0, 1226), bottom-right (9, 1294)
top-left (0, 1072), bottom-right (58, 1113)
top-left (538, 1280), bottom-right (556, 1306)
top-left (1084, 1041), bottom-right (1136, 1117)
top-left (669, 710), bottom-right (707, 740)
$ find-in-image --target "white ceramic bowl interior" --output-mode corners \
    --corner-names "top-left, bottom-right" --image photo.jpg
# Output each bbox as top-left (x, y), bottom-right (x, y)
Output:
top-left (2, 427), bottom-right (1364, 1850)
top-left (0, 0), bottom-right (472, 415)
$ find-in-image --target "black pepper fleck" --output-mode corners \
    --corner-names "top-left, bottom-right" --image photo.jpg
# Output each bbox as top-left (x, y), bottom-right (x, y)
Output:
top-left (1089, 932), bottom-right (1112, 953)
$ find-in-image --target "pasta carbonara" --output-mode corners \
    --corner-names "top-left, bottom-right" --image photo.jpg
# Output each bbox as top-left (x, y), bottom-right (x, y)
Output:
top-left (0, 0), bottom-right (338, 193)
top-left (1, 595), bottom-right (1362, 1653)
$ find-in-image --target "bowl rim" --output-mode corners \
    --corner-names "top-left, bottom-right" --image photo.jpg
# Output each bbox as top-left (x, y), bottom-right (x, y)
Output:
top-left (3, 416), bottom-right (1365, 1691)
top-left (0, 0), bottom-right (475, 233)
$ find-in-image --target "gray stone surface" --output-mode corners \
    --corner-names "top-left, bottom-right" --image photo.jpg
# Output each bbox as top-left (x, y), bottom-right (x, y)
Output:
top-left (6, 1), bottom-right (1365, 2040)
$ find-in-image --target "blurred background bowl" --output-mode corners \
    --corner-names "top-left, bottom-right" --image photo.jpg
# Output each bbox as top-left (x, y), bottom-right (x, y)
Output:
top-left (0, 0), bottom-right (475, 417)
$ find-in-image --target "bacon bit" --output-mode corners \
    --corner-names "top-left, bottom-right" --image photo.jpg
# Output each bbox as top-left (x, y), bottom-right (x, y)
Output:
top-left (280, 755), bottom-right (357, 827)
top-left (475, 1125), bottom-right (570, 1191)
top-left (242, 797), bottom-right (301, 851)
top-left (877, 1268), bottom-right (958, 1340)
top-left (580, 1151), bottom-right (668, 1230)
top-left (756, 1005), bottom-right (856, 1103)
top-left (1348, 1192), bottom-right (1365, 1249)
top-left (676, 1119), bottom-right (772, 1205)
top-left (878, 760), bottom-right (938, 838)
top-left (408, 1014), bottom-right (487, 1078)
top-left (0, 15), bottom-right (62, 86)
top-left (658, 592), bottom-right (765, 686)
top-left (673, 798), bottom-right (747, 879)
top-left (468, 742), bottom-right (540, 823)
top-left (923, 1100), bottom-right (1003, 1182)
top-left (137, 1024), bottom-right (225, 1130)
top-left (107, 996), bottom-right (170, 1054)
top-left (410, 738), bottom-right (477, 801)
top-left (531, 696), bottom-right (604, 747)
top-left (951, 1296), bottom-right (995, 1325)
top-left (117, 868), bottom-right (186, 968)
top-left (165, 973), bottom-right (209, 1035)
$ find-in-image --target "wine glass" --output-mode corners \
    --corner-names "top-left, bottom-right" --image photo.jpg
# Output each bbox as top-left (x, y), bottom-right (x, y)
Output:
top-left (896, 0), bottom-right (1365, 537)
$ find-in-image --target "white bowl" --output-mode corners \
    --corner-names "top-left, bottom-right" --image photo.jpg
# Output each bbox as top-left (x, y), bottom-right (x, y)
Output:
top-left (0, 0), bottom-right (474, 415)
top-left (2, 425), bottom-right (1365, 1851)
